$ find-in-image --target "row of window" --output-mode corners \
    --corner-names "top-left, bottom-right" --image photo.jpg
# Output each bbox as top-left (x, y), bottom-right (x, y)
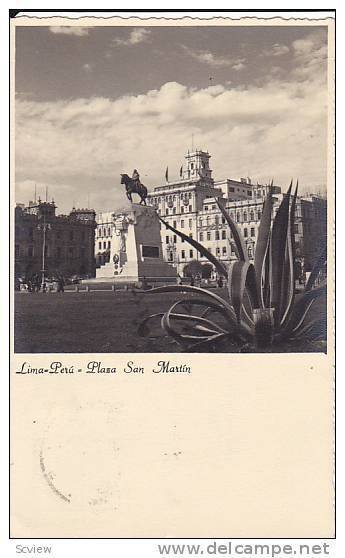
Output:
top-left (200, 209), bottom-right (262, 223)
top-left (25, 228), bottom-right (87, 242)
top-left (149, 192), bottom-right (193, 205)
top-left (15, 245), bottom-right (85, 258)
top-left (98, 241), bottom-right (111, 250)
top-left (164, 226), bottom-right (257, 244)
top-left (228, 187), bottom-right (265, 197)
top-left (169, 243), bottom-right (255, 260)
top-left (200, 230), bottom-right (227, 241)
top-left (163, 204), bottom-right (193, 215)
top-left (165, 234), bottom-right (193, 245)
top-left (98, 227), bottom-right (112, 238)
top-left (169, 219), bottom-right (193, 229)
top-left (228, 187), bottom-right (253, 196)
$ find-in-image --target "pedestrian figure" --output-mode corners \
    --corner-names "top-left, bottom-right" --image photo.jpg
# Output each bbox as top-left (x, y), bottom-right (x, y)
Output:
top-left (57, 276), bottom-right (65, 293)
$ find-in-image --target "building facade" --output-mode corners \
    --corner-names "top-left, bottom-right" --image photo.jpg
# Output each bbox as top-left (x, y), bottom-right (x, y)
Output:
top-left (94, 211), bottom-right (114, 269)
top-left (145, 149), bottom-right (281, 276)
top-left (15, 199), bottom-right (97, 281)
top-left (96, 149), bottom-right (327, 280)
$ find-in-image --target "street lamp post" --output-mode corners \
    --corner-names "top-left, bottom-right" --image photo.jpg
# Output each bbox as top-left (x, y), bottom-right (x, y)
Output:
top-left (37, 217), bottom-right (51, 291)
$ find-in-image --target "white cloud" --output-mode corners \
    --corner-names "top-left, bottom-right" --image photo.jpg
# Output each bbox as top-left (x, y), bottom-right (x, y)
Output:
top-left (291, 30), bottom-right (328, 80)
top-left (82, 63), bottom-right (92, 73)
top-left (49, 26), bottom-right (89, 37)
top-left (111, 28), bottom-right (151, 47)
top-left (262, 43), bottom-right (290, 57)
top-left (231, 62), bottom-right (246, 71)
top-left (182, 45), bottom-right (246, 69)
top-left (15, 74), bottom-right (327, 214)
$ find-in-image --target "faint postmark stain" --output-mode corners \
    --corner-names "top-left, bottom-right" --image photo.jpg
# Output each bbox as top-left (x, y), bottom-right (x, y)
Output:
top-left (39, 450), bottom-right (71, 503)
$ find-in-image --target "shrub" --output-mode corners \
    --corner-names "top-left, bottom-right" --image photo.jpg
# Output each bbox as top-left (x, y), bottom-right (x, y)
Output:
top-left (139, 183), bottom-right (326, 352)
top-left (183, 260), bottom-right (203, 278)
top-left (201, 263), bottom-right (213, 279)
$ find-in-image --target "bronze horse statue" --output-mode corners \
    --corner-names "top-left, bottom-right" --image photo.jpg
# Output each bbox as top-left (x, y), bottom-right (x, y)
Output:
top-left (120, 174), bottom-right (148, 205)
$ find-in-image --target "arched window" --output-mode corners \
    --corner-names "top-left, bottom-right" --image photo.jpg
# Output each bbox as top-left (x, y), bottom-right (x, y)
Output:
top-left (236, 212), bottom-right (241, 223)
top-left (257, 210), bottom-right (261, 220)
top-left (250, 210), bottom-right (255, 222)
top-left (243, 211), bottom-right (247, 222)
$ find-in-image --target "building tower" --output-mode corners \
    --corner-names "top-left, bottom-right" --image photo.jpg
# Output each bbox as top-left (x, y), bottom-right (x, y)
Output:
top-left (183, 150), bottom-right (213, 184)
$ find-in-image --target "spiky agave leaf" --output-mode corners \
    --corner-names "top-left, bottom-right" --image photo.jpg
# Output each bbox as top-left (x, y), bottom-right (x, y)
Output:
top-left (172, 296), bottom-right (250, 344)
top-left (184, 323), bottom-right (225, 336)
top-left (143, 285), bottom-right (253, 339)
top-left (290, 181), bottom-right (299, 262)
top-left (253, 307), bottom-right (274, 348)
top-left (158, 216), bottom-right (228, 278)
top-left (138, 312), bottom-right (165, 337)
top-left (305, 245), bottom-right (327, 292)
top-left (227, 262), bottom-right (255, 329)
top-left (280, 182), bottom-right (299, 326)
top-left (216, 198), bottom-right (249, 261)
top-left (186, 332), bottom-right (230, 352)
top-left (293, 316), bottom-right (327, 343)
top-left (242, 288), bottom-right (255, 327)
top-left (254, 182), bottom-right (273, 307)
top-left (228, 261), bottom-right (259, 324)
top-left (168, 301), bottom-right (230, 335)
top-left (177, 297), bottom-right (238, 332)
top-left (278, 282), bottom-right (326, 340)
top-left (142, 284), bottom-right (238, 323)
top-left (269, 181), bottom-right (293, 325)
top-left (161, 301), bottom-right (219, 346)
top-left (138, 307), bottom-right (228, 340)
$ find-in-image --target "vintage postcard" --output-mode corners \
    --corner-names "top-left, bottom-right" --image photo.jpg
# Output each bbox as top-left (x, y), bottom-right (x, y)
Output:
top-left (10, 11), bottom-right (335, 539)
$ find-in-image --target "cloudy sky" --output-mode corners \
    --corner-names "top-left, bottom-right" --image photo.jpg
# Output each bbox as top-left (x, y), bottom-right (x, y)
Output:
top-left (15, 24), bottom-right (329, 213)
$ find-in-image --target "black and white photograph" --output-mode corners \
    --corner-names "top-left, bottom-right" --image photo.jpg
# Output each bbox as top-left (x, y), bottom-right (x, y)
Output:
top-left (9, 11), bottom-right (336, 543)
top-left (14, 20), bottom-right (330, 354)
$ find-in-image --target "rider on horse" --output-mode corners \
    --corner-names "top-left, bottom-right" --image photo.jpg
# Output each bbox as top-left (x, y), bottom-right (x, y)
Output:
top-left (120, 170), bottom-right (148, 204)
top-left (132, 169), bottom-right (140, 189)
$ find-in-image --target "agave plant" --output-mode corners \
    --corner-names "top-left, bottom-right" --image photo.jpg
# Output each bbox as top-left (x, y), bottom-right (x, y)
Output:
top-left (139, 183), bottom-right (327, 352)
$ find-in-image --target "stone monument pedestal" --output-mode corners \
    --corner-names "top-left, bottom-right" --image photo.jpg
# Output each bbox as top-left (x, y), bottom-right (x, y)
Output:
top-left (94, 202), bottom-right (176, 283)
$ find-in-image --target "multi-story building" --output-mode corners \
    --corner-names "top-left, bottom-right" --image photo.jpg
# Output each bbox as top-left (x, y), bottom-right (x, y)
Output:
top-left (94, 211), bottom-right (114, 268)
top-left (299, 195), bottom-right (327, 273)
top-left (146, 149), bottom-right (284, 276)
top-left (15, 199), bottom-right (96, 281)
top-left (95, 149), bottom-right (327, 281)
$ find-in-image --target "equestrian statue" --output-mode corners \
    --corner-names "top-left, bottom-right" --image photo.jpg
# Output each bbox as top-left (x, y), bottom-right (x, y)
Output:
top-left (120, 169), bottom-right (148, 205)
